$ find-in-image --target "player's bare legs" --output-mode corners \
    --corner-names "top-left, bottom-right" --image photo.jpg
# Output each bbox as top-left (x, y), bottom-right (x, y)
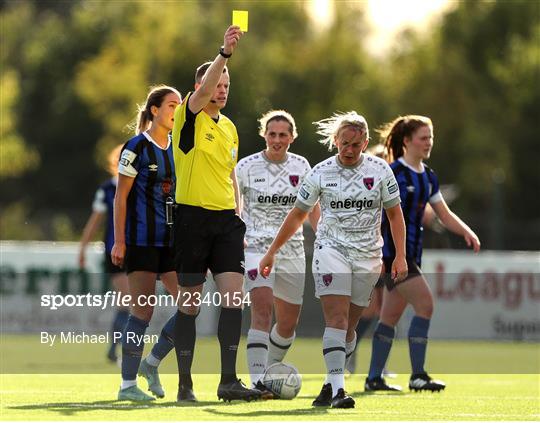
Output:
top-left (274, 297), bottom-right (301, 339)
top-left (250, 287), bottom-right (273, 332)
top-left (394, 276), bottom-right (433, 320)
top-left (345, 286), bottom-right (384, 374)
top-left (379, 286), bottom-right (408, 327)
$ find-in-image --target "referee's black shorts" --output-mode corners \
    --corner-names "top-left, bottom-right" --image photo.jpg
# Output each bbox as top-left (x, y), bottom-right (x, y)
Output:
top-left (174, 204), bottom-right (246, 287)
top-left (381, 257), bottom-right (423, 291)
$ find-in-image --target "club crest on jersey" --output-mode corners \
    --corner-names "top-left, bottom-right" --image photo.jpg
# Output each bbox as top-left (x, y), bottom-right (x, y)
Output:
top-left (162, 179), bottom-right (173, 195)
top-left (289, 175), bottom-right (299, 187)
top-left (363, 177), bottom-right (374, 190)
top-left (247, 269), bottom-right (258, 281)
top-left (322, 273), bottom-right (333, 286)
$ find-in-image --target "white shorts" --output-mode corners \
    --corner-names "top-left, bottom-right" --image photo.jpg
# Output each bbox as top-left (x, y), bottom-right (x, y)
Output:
top-left (312, 245), bottom-right (382, 306)
top-left (244, 252), bottom-right (305, 305)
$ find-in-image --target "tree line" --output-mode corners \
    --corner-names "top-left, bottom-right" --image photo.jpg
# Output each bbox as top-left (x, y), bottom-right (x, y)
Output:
top-left (1, 0), bottom-right (538, 250)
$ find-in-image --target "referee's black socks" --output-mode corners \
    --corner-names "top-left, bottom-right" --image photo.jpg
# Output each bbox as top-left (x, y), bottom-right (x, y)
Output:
top-left (218, 307), bottom-right (242, 385)
top-left (174, 310), bottom-right (197, 389)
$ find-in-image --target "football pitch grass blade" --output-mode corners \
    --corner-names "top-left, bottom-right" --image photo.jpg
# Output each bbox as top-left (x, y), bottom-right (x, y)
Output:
top-left (1, 373), bottom-right (538, 420)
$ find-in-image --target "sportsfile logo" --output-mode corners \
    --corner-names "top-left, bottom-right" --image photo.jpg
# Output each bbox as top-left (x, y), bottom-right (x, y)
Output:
top-left (329, 198), bottom-right (374, 210)
top-left (257, 194), bottom-right (297, 206)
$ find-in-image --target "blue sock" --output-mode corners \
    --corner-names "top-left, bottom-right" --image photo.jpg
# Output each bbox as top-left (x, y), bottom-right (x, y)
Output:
top-left (408, 316), bottom-right (430, 375)
top-left (111, 309), bottom-right (129, 343)
top-left (121, 315), bottom-right (149, 381)
top-left (108, 309), bottom-right (129, 357)
top-left (150, 312), bottom-right (177, 361)
top-left (367, 322), bottom-right (395, 380)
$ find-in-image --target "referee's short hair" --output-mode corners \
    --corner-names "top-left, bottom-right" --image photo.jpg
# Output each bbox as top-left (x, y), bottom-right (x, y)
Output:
top-left (195, 62), bottom-right (228, 84)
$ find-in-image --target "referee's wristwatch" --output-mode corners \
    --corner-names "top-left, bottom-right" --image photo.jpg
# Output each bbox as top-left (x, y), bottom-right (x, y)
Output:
top-left (219, 46), bottom-right (232, 58)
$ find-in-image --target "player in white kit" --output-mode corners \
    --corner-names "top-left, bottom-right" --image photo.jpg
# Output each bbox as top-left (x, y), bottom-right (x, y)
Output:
top-left (259, 111), bottom-right (408, 409)
top-left (236, 110), bottom-right (320, 398)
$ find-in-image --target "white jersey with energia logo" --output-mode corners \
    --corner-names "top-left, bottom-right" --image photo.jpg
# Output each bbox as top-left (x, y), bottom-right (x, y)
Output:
top-left (236, 151), bottom-right (311, 258)
top-left (295, 154), bottom-right (401, 258)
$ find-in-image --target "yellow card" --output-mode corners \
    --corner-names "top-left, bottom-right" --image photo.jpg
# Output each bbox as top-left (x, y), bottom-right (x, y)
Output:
top-left (232, 10), bottom-right (248, 32)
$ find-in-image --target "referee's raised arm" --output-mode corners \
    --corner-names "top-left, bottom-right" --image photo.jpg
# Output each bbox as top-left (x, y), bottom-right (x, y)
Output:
top-left (171, 24), bottom-right (260, 403)
top-left (187, 26), bottom-right (243, 114)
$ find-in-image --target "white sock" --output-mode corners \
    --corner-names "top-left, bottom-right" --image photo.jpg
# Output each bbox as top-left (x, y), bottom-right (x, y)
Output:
top-left (323, 332), bottom-right (352, 385)
top-left (247, 328), bottom-right (269, 387)
top-left (322, 332), bottom-right (355, 385)
top-left (121, 379), bottom-right (137, 390)
top-left (322, 327), bottom-right (347, 397)
top-left (268, 324), bottom-right (295, 365)
top-left (345, 332), bottom-right (357, 369)
top-left (145, 353), bottom-right (160, 367)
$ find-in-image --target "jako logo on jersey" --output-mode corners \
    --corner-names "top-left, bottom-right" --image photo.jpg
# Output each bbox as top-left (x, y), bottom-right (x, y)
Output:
top-left (289, 175), bottom-right (299, 187)
top-left (257, 194), bottom-right (297, 206)
top-left (247, 269), bottom-right (258, 281)
top-left (330, 198), bottom-right (374, 210)
top-left (363, 177), bottom-right (374, 190)
top-left (325, 182), bottom-right (338, 187)
top-left (148, 164), bottom-right (158, 172)
top-left (254, 178), bottom-right (266, 183)
top-left (322, 274), bottom-right (333, 286)
top-left (205, 133), bottom-right (214, 142)
top-left (407, 185), bottom-right (415, 192)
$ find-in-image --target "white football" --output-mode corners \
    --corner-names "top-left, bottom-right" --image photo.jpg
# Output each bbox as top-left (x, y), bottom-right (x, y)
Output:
top-left (262, 362), bottom-right (302, 399)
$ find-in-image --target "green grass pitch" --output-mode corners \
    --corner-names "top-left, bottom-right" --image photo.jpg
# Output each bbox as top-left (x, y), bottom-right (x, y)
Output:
top-left (1, 335), bottom-right (538, 421)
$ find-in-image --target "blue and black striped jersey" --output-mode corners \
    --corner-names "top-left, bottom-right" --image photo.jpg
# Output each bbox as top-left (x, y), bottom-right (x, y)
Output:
top-left (92, 178), bottom-right (116, 254)
top-left (382, 158), bottom-right (442, 265)
top-left (118, 132), bottom-right (176, 247)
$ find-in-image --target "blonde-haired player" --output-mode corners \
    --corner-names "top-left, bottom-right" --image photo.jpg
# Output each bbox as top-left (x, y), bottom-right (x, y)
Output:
top-left (259, 112), bottom-right (407, 408)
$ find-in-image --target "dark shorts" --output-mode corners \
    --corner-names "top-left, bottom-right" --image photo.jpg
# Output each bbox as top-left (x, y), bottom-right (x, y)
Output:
top-left (104, 253), bottom-right (124, 275)
top-left (381, 257), bottom-right (422, 291)
top-left (174, 204), bottom-right (246, 287)
top-left (125, 245), bottom-right (175, 274)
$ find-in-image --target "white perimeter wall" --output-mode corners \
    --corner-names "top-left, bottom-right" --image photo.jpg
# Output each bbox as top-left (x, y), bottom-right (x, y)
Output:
top-left (1, 242), bottom-right (539, 340)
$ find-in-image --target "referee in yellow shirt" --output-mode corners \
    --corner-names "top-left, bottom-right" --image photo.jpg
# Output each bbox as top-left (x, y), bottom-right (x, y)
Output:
top-left (171, 26), bottom-right (261, 403)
